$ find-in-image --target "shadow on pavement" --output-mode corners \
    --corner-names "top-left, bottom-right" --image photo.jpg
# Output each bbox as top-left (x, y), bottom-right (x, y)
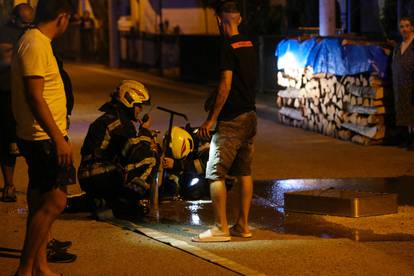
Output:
top-left (0, 247), bottom-right (21, 259)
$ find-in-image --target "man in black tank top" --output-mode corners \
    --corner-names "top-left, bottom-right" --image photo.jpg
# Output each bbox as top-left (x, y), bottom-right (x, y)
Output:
top-left (194, 1), bottom-right (258, 242)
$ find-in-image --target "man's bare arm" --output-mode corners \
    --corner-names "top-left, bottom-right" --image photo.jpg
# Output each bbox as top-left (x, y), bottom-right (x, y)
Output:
top-left (199, 70), bottom-right (233, 139)
top-left (0, 43), bottom-right (13, 67)
top-left (24, 76), bottom-right (72, 166)
top-left (208, 70), bottom-right (233, 122)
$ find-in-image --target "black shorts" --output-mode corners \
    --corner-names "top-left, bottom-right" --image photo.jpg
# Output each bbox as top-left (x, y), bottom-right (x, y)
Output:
top-left (17, 138), bottom-right (76, 194)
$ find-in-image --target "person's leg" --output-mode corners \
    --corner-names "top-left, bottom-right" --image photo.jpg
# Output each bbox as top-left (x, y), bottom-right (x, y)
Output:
top-left (1, 92), bottom-right (18, 201)
top-left (18, 188), bottom-right (67, 276)
top-left (210, 180), bottom-right (229, 233)
top-left (33, 190), bottom-right (74, 272)
top-left (27, 188), bottom-right (41, 222)
top-left (20, 188), bottom-right (41, 260)
top-left (0, 142), bottom-right (17, 202)
top-left (26, 189), bottom-right (61, 255)
top-left (235, 175), bottom-right (253, 233)
top-left (230, 112), bottom-right (257, 236)
top-left (15, 188), bottom-right (41, 275)
top-left (1, 161), bottom-right (15, 187)
top-left (1, 158), bottom-right (17, 201)
top-left (206, 127), bottom-right (239, 235)
top-left (192, 122), bottom-right (238, 242)
top-left (408, 125), bottom-right (414, 150)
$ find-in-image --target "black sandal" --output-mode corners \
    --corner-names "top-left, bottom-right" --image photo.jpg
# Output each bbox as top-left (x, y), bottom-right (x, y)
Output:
top-left (47, 247), bottom-right (77, 263)
top-left (48, 238), bottom-right (73, 251)
top-left (2, 186), bottom-right (17, 202)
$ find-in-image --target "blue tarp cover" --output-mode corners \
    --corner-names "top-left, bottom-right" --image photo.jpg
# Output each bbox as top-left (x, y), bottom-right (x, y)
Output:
top-left (276, 38), bottom-right (389, 78)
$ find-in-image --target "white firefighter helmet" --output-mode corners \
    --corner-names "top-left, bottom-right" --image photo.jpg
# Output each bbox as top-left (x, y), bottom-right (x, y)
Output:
top-left (170, 127), bottom-right (194, 159)
top-left (115, 80), bottom-right (150, 108)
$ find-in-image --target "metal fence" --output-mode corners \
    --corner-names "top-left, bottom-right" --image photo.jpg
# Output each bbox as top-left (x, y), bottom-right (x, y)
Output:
top-left (53, 24), bottom-right (108, 63)
top-left (119, 33), bottom-right (283, 93)
top-left (55, 28), bottom-right (284, 94)
top-left (119, 32), bottom-right (180, 69)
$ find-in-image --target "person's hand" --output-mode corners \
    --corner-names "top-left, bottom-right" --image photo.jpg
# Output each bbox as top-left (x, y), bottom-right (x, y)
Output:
top-left (140, 113), bottom-right (151, 129)
top-left (204, 90), bottom-right (217, 112)
top-left (386, 39), bottom-right (397, 48)
top-left (66, 115), bottom-right (71, 130)
top-left (0, 43), bottom-right (13, 66)
top-left (150, 140), bottom-right (160, 153)
top-left (162, 157), bottom-right (174, 169)
top-left (55, 137), bottom-right (73, 167)
top-left (197, 120), bottom-right (215, 140)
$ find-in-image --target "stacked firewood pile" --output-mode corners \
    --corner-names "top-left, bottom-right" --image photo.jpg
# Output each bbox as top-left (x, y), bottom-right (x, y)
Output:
top-left (276, 66), bottom-right (389, 145)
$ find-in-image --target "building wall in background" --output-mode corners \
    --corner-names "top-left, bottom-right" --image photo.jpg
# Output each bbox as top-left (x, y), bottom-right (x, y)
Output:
top-left (133, 0), bottom-right (218, 34)
top-left (163, 7), bottom-right (217, 34)
top-left (270, 0), bottom-right (287, 6)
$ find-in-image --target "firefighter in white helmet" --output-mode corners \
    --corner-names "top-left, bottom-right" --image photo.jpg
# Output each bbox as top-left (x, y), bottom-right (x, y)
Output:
top-left (76, 80), bottom-right (160, 216)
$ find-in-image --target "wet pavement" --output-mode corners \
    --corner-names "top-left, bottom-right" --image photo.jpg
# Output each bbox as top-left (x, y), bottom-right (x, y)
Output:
top-left (138, 176), bottom-right (414, 243)
top-left (2, 63), bottom-right (414, 275)
top-left (254, 176), bottom-right (414, 206)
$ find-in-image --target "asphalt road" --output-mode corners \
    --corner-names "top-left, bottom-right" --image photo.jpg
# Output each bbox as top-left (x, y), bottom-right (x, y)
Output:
top-left (1, 63), bottom-right (414, 276)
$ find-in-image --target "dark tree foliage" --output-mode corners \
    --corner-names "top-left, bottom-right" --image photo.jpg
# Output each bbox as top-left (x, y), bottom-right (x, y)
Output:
top-left (286, 0), bottom-right (341, 32)
top-left (203, 0), bottom-right (341, 36)
top-left (286, 0), bottom-right (319, 30)
top-left (381, 0), bottom-right (398, 38)
top-left (205, 0), bottom-right (289, 36)
top-left (381, 0), bottom-right (414, 39)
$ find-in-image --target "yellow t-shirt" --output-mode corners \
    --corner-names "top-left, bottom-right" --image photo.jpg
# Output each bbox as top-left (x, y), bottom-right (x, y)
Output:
top-left (11, 28), bottom-right (67, 141)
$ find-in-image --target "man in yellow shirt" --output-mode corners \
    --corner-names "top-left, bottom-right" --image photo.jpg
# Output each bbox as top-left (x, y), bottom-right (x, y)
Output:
top-left (11, 0), bottom-right (74, 275)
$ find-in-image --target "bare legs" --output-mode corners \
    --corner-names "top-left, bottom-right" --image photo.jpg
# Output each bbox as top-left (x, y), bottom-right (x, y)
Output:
top-left (210, 175), bottom-right (253, 234)
top-left (18, 188), bottom-right (67, 276)
top-left (235, 176), bottom-right (253, 233)
top-left (210, 180), bottom-right (229, 232)
top-left (1, 157), bottom-right (17, 200)
top-left (1, 162), bottom-right (15, 188)
top-left (407, 125), bottom-right (414, 150)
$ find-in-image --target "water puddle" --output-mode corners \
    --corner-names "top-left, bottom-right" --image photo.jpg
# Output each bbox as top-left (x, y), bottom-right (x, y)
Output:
top-left (154, 177), bottom-right (414, 242)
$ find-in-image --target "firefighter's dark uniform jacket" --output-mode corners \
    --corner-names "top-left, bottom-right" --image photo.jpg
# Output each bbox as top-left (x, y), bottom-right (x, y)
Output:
top-left (78, 101), bottom-right (159, 197)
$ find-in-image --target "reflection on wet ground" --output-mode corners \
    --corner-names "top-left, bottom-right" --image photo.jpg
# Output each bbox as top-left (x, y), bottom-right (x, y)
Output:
top-left (10, 177), bottom-right (412, 242)
top-left (155, 176), bottom-right (414, 242)
top-left (254, 176), bottom-right (414, 207)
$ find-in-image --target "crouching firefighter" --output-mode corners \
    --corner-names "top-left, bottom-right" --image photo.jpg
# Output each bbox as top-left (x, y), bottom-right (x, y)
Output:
top-left (162, 126), bottom-right (235, 200)
top-left (77, 80), bottom-right (160, 217)
top-left (162, 126), bottom-right (211, 200)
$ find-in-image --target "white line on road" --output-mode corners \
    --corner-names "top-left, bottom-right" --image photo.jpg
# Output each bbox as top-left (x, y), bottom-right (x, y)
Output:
top-left (109, 218), bottom-right (267, 276)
